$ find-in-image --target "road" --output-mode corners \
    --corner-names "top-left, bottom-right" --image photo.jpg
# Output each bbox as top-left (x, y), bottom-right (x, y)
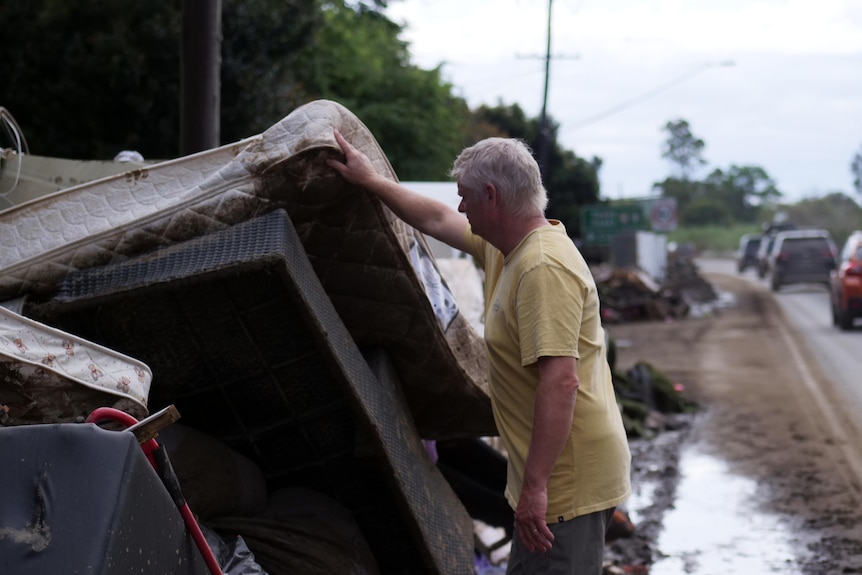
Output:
top-left (701, 257), bottom-right (862, 437)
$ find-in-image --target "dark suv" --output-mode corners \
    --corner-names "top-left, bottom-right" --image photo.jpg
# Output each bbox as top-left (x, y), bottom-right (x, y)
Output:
top-left (767, 229), bottom-right (837, 291)
top-left (757, 221), bottom-right (797, 279)
top-left (736, 234), bottom-right (761, 273)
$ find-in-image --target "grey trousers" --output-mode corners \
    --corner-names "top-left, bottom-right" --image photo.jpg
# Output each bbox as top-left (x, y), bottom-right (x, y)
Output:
top-left (507, 507), bottom-right (615, 574)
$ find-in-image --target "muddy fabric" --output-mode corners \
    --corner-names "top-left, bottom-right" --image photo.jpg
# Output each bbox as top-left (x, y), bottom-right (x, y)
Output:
top-left (158, 424), bottom-right (268, 521)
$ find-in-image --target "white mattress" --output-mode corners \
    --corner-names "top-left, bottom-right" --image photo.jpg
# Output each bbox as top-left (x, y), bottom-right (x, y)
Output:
top-left (0, 99), bottom-right (492, 438)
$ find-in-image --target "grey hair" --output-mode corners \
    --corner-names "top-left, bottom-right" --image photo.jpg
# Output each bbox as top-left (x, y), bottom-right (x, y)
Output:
top-left (449, 137), bottom-right (548, 218)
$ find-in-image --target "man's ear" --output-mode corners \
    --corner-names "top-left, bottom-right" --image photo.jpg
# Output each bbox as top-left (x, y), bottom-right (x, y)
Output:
top-left (484, 182), bottom-right (499, 206)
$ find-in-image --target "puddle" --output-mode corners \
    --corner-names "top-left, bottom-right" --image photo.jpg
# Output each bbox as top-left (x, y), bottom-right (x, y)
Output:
top-left (649, 449), bottom-right (799, 574)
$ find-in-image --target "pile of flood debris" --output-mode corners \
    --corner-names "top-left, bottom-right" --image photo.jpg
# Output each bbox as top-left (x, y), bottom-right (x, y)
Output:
top-left (598, 248), bottom-right (708, 437)
top-left (609, 346), bottom-right (697, 439)
top-left (594, 250), bottom-right (718, 324)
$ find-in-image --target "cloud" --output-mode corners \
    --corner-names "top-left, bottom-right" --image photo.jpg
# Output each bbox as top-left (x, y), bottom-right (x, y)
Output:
top-left (387, 0), bottom-right (862, 201)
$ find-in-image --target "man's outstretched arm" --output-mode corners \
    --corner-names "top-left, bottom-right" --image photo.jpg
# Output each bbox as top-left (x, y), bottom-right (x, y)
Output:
top-left (326, 130), bottom-right (469, 252)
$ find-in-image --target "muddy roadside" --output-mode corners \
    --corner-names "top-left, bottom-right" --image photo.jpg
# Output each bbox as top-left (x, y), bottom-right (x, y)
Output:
top-left (603, 266), bottom-right (862, 574)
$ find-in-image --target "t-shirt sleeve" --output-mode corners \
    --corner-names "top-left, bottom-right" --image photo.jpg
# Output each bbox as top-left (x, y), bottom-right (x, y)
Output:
top-left (517, 263), bottom-right (586, 366)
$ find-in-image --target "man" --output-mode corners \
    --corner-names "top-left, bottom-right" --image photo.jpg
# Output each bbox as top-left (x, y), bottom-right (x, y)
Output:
top-left (327, 130), bottom-right (631, 574)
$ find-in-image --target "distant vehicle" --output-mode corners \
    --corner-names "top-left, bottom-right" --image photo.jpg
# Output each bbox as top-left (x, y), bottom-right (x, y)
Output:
top-left (756, 234), bottom-right (777, 279)
top-left (736, 234), bottom-right (761, 273)
top-left (767, 229), bottom-right (837, 291)
top-left (756, 221), bottom-right (798, 279)
top-left (829, 230), bottom-right (862, 330)
top-left (761, 221), bottom-right (797, 236)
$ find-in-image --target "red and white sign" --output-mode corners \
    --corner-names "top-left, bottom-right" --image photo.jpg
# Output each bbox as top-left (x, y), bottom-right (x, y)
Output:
top-left (650, 198), bottom-right (678, 231)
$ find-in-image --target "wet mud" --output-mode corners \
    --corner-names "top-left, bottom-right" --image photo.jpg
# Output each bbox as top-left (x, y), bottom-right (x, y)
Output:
top-left (605, 267), bottom-right (862, 574)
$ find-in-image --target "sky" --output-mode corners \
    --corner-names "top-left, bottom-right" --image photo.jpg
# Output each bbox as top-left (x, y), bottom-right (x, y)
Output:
top-left (384, 0), bottom-right (862, 203)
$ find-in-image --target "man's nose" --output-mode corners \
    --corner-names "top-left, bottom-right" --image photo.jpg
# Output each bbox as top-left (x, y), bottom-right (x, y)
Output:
top-left (458, 199), bottom-right (466, 213)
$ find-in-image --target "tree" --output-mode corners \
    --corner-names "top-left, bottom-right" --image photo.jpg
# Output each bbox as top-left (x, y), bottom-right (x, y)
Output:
top-left (292, 2), bottom-right (470, 180)
top-left (781, 192), bottom-right (862, 248)
top-left (0, 1), bottom-right (600, 205)
top-left (661, 119), bottom-right (706, 181)
top-left (0, 0), bottom-right (184, 158)
top-left (702, 165), bottom-right (781, 223)
top-left (220, 0), bottom-right (322, 143)
top-left (852, 145), bottom-right (862, 196)
top-left (0, 0), bottom-right (470, 181)
top-left (653, 177), bottom-right (694, 216)
top-left (0, 0), bottom-right (320, 159)
top-left (679, 196), bottom-right (732, 227)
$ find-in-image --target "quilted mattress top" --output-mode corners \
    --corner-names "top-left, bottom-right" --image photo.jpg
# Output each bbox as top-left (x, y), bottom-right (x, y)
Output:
top-left (0, 99), bottom-right (494, 439)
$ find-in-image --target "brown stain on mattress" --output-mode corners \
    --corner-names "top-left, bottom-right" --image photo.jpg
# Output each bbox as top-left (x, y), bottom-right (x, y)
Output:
top-left (124, 169), bottom-right (149, 184)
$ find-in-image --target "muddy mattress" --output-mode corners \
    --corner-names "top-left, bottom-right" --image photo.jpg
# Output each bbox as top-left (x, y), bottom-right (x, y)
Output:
top-left (0, 99), bottom-right (493, 440)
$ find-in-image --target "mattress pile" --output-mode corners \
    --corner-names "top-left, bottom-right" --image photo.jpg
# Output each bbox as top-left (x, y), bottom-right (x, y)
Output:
top-left (0, 99), bottom-right (493, 440)
top-left (0, 100), bottom-right (495, 573)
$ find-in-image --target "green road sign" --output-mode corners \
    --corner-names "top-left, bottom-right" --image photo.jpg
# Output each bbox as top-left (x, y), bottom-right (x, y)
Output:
top-left (580, 204), bottom-right (648, 246)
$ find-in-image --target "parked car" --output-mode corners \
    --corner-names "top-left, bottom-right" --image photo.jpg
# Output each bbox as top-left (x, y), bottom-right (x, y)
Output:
top-left (754, 222), bottom-right (799, 279)
top-left (736, 234), bottom-right (761, 273)
top-left (756, 234), bottom-right (777, 279)
top-left (767, 229), bottom-right (837, 291)
top-left (830, 230), bottom-right (862, 330)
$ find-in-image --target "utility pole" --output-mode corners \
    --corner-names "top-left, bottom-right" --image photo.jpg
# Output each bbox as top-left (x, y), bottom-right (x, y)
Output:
top-left (517, 0), bottom-right (577, 183)
top-left (180, 0), bottom-right (222, 155)
top-left (537, 0), bottom-right (553, 185)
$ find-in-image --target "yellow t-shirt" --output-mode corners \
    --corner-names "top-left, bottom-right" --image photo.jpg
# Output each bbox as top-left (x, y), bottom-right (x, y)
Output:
top-left (465, 221), bottom-right (631, 522)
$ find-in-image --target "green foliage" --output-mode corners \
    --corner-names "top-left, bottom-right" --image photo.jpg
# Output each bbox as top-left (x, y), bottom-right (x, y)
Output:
top-left (654, 119), bottom-right (782, 227)
top-left (288, 2), bottom-right (471, 181)
top-left (0, 0), bottom-right (596, 208)
top-left (0, 0), bottom-right (466, 178)
top-left (702, 165), bottom-right (781, 223)
top-left (667, 223), bottom-right (761, 253)
top-left (653, 177), bottom-right (695, 216)
top-left (679, 196), bottom-right (732, 227)
top-left (779, 192), bottom-right (862, 248)
top-left (0, 0), bottom-right (320, 158)
top-left (0, 0), bottom-right (183, 158)
top-left (220, 0), bottom-right (322, 142)
top-left (667, 193), bottom-right (862, 253)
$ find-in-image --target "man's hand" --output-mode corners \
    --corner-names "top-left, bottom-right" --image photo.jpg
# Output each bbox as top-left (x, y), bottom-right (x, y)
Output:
top-left (515, 484), bottom-right (554, 552)
top-left (326, 129), bottom-right (383, 190)
top-left (325, 128), bottom-right (470, 252)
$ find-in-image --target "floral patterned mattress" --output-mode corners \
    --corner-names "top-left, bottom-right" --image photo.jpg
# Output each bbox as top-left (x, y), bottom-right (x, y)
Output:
top-left (0, 305), bottom-right (150, 423)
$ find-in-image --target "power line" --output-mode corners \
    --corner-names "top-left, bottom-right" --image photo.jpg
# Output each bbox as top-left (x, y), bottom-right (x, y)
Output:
top-left (568, 60), bottom-right (736, 131)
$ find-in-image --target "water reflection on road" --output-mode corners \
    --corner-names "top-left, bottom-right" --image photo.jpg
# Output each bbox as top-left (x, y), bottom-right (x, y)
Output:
top-left (649, 448), bottom-right (797, 574)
